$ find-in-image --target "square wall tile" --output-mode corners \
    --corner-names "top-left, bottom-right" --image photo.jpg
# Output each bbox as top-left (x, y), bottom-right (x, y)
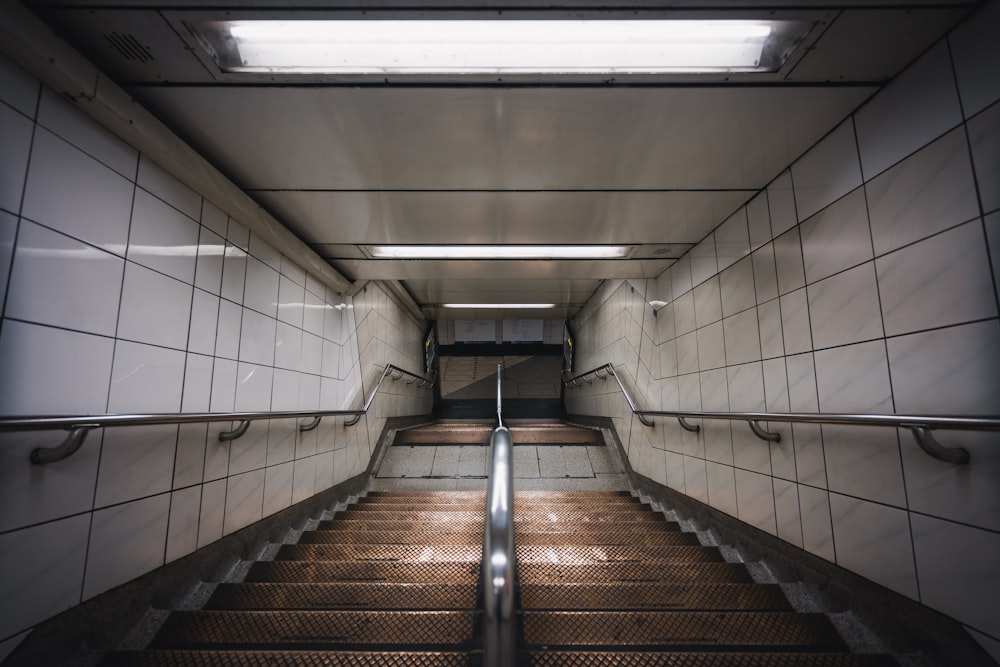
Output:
top-left (280, 256), bottom-right (307, 286)
top-left (224, 469), bottom-right (265, 536)
top-left (277, 274), bottom-right (305, 328)
top-left (694, 323), bottom-right (724, 372)
top-left (670, 257), bottom-right (693, 300)
top-left (0, 320), bottom-right (112, 415)
top-left (219, 244), bottom-right (247, 304)
top-left (823, 425), bottom-right (906, 507)
top-left (239, 308), bottom-right (277, 366)
top-left (22, 128), bottom-right (133, 252)
top-left (792, 120), bottom-right (862, 221)
top-left (274, 322), bottom-right (302, 372)
top-left (855, 43), bottom-right (963, 181)
top-left (108, 340), bottom-right (185, 413)
top-left (913, 515), bottom-right (1000, 639)
top-left (174, 423), bottom-right (207, 488)
top-left (136, 156), bottom-right (201, 222)
top-left (814, 340), bottom-right (892, 413)
top-left (693, 277), bottom-right (723, 327)
top-left (807, 263), bottom-right (884, 350)
top-left (0, 514), bottom-right (89, 639)
top-left (969, 101), bottom-right (1000, 214)
top-left (215, 299), bottom-right (242, 360)
top-left (830, 494), bottom-right (919, 599)
top-left (757, 300), bottom-right (784, 360)
top-left (800, 188), bottom-right (873, 284)
top-left (949, 0), bottom-right (1000, 118)
top-left (735, 469), bottom-right (776, 535)
top-left (792, 424), bottom-right (826, 488)
top-left (5, 220), bottom-right (123, 337)
top-left (722, 309), bottom-right (761, 366)
top-left (866, 128), bottom-right (978, 256)
top-left (244, 256), bottom-right (280, 318)
top-left (773, 228), bottom-right (805, 296)
top-left (876, 221), bottom-right (996, 337)
top-left (197, 479), bottom-right (226, 549)
top-left (673, 292), bottom-right (696, 336)
top-left (0, 428), bottom-right (100, 532)
top-left (715, 208), bottom-right (750, 270)
top-left (262, 461), bottom-right (294, 518)
top-left (773, 479), bottom-right (803, 548)
top-left (751, 244), bottom-right (779, 304)
top-left (37, 87), bottom-right (137, 179)
top-left (0, 211), bottom-right (15, 313)
top-left (128, 189), bottom-right (199, 283)
top-left (706, 462), bottom-right (738, 518)
top-left (0, 53), bottom-right (40, 117)
top-left (0, 102), bottom-right (34, 215)
top-left (785, 352), bottom-right (818, 413)
top-left (95, 425), bottom-right (177, 508)
top-left (987, 212), bottom-right (1000, 299)
top-left (303, 289), bottom-right (326, 337)
top-left (166, 486), bottom-right (201, 563)
top-left (888, 319), bottom-right (1000, 416)
top-left (719, 256), bottom-right (756, 318)
top-left (194, 227), bottom-right (225, 295)
top-left (683, 456), bottom-right (709, 503)
top-left (117, 261), bottom-right (192, 351)
top-left (767, 171), bottom-right (798, 237)
top-left (234, 362), bottom-right (273, 412)
top-left (727, 362), bottom-right (764, 412)
top-left (182, 353), bottom-right (213, 412)
top-left (798, 486), bottom-right (835, 562)
top-left (200, 200), bottom-right (228, 237)
top-left (188, 289), bottom-right (219, 356)
top-left (209, 358), bottom-right (238, 412)
top-left (84, 493), bottom-right (170, 600)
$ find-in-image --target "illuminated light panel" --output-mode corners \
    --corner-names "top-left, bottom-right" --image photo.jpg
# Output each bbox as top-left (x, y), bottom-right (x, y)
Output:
top-left (442, 303), bottom-right (557, 309)
top-left (369, 245), bottom-right (630, 259)
top-left (191, 19), bottom-right (807, 74)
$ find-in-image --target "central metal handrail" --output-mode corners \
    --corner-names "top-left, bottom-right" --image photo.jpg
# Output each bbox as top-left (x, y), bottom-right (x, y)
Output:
top-left (0, 362), bottom-right (434, 464)
top-left (564, 363), bottom-right (1000, 465)
top-left (483, 363), bottom-right (515, 666)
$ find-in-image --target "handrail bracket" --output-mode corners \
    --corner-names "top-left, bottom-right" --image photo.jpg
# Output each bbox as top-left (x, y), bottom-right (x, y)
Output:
top-left (219, 420), bottom-right (251, 442)
top-left (905, 424), bottom-right (970, 464)
top-left (31, 424), bottom-right (99, 464)
top-left (748, 420), bottom-right (781, 443)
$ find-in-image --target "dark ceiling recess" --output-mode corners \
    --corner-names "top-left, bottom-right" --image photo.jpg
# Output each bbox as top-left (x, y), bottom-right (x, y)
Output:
top-left (103, 31), bottom-right (154, 63)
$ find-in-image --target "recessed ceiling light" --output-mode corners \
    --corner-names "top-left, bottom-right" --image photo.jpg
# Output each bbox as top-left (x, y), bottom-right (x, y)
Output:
top-left (442, 303), bottom-right (557, 309)
top-left (368, 245), bottom-right (631, 259)
top-left (190, 18), bottom-right (808, 75)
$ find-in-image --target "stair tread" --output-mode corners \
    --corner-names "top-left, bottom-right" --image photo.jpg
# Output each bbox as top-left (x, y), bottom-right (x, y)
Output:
top-left (518, 561), bottom-right (753, 584)
top-left (275, 544), bottom-right (481, 562)
top-left (150, 610), bottom-right (475, 650)
top-left (102, 650), bottom-right (472, 666)
top-left (297, 530), bottom-right (481, 545)
top-left (524, 652), bottom-right (898, 666)
top-left (206, 583), bottom-right (476, 611)
top-left (522, 610), bottom-right (846, 650)
top-left (520, 582), bottom-right (792, 611)
top-left (318, 519), bottom-right (680, 533)
top-left (245, 561), bottom-right (479, 584)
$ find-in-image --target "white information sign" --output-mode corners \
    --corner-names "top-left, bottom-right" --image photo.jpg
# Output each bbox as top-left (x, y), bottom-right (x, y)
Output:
top-left (502, 319), bottom-right (544, 343)
top-left (455, 319), bottom-right (496, 343)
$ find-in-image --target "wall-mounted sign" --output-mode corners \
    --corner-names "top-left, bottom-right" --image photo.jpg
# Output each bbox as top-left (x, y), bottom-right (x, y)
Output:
top-left (503, 319), bottom-right (544, 344)
top-left (455, 319), bottom-right (496, 343)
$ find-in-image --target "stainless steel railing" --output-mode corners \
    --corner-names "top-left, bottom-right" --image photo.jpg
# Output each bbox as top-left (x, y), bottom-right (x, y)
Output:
top-left (483, 363), bottom-right (516, 666)
top-left (564, 363), bottom-right (1000, 464)
top-left (0, 363), bottom-right (435, 464)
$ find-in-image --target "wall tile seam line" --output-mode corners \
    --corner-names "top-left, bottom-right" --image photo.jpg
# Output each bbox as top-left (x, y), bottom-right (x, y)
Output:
top-left (0, 93), bottom-right (37, 122)
top-left (31, 107), bottom-right (141, 181)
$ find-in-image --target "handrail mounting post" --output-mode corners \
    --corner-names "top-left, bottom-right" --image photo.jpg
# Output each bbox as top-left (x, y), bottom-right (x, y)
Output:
top-left (906, 424), bottom-right (970, 464)
top-left (219, 420), bottom-right (251, 442)
top-left (31, 424), bottom-right (98, 464)
top-left (748, 420), bottom-right (781, 443)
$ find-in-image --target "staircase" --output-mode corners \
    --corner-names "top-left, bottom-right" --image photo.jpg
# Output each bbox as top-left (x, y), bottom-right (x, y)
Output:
top-left (101, 423), bottom-right (898, 666)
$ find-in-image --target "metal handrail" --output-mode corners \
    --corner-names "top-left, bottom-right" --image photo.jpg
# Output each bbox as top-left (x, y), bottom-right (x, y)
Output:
top-left (564, 363), bottom-right (1000, 464)
top-left (496, 362), bottom-right (504, 428)
top-left (343, 363), bottom-right (436, 427)
top-left (483, 364), bottom-right (515, 666)
top-left (563, 363), bottom-right (653, 427)
top-left (0, 362), bottom-right (434, 464)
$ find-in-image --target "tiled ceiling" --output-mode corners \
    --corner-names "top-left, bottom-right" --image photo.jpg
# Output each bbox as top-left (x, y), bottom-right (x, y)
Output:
top-left (22, 0), bottom-right (979, 319)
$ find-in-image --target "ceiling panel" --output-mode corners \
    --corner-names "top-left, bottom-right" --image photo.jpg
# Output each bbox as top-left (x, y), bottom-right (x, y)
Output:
top-left (330, 258), bottom-right (676, 281)
top-left (255, 190), bottom-right (754, 246)
top-left (138, 86), bottom-right (876, 191)
top-left (407, 278), bottom-right (601, 303)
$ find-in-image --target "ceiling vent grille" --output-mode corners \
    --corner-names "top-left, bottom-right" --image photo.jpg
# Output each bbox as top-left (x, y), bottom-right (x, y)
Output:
top-left (103, 32), bottom-right (154, 63)
top-left (653, 246), bottom-right (672, 256)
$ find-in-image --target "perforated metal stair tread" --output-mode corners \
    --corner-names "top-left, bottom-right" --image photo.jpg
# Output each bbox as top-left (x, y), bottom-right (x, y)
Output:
top-left (514, 530), bottom-right (699, 546)
top-left (149, 611), bottom-right (475, 650)
top-left (102, 650), bottom-right (472, 666)
top-left (245, 561), bottom-right (480, 584)
top-left (524, 652), bottom-right (899, 666)
top-left (522, 610), bottom-right (846, 650)
top-left (275, 544), bottom-right (482, 562)
top-left (514, 545), bottom-right (723, 563)
top-left (518, 561), bottom-right (753, 584)
top-left (298, 530), bottom-right (481, 545)
top-left (333, 510), bottom-right (664, 523)
top-left (207, 582), bottom-right (477, 611)
top-left (521, 582), bottom-right (792, 611)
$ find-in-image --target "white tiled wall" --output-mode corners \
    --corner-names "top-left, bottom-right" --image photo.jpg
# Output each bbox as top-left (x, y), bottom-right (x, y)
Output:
top-left (0, 55), bottom-right (430, 658)
top-left (568, 4), bottom-right (1000, 656)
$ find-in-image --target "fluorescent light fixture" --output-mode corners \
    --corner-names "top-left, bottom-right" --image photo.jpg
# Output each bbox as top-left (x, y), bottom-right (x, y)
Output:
top-left (369, 245), bottom-right (630, 259)
top-left (443, 303), bottom-right (557, 309)
top-left (190, 18), bottom-right (808, 75)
